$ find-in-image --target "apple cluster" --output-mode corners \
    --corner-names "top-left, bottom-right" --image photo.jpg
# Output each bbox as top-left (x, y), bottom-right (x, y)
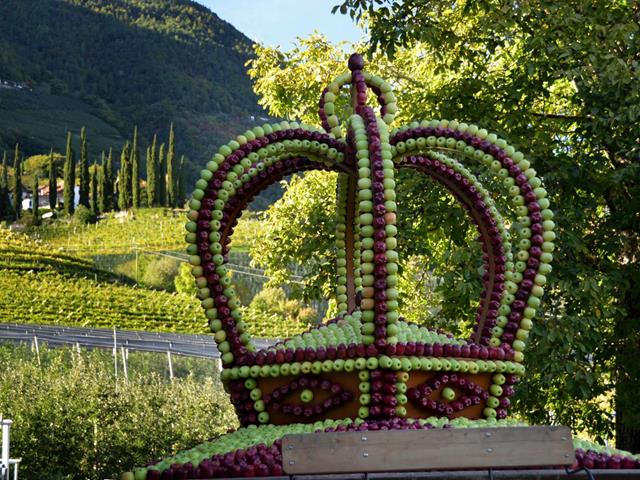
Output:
top-left (391, 123), bottom-right (555, 360)
top-left (122, 417), bottom-right (640, 479)
top-left (181, 52), bottom-right (560, 429)
top-left (119, 52), bottom-right (640, 480)
top-left (573, 438), bottom-right (640, 470)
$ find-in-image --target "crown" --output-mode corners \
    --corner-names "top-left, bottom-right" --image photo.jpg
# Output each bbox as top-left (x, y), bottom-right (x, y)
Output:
top-left (185, 54), bottom-right (555, 428)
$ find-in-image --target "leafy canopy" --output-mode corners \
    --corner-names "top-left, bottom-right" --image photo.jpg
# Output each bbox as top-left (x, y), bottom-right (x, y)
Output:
top-left (246, 0), bottom-right (640, 446)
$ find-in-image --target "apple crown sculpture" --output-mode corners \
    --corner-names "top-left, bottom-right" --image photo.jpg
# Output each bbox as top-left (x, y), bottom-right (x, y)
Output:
top-left (185, 54), bottom-right (557, 428)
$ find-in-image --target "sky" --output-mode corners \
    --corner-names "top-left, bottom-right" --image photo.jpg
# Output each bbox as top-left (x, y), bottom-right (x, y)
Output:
top-left (196, 1), bottom-right (363, 49)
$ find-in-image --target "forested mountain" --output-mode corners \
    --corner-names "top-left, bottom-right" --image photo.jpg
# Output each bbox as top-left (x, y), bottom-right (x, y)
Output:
top-left (0, 0), bottom-right (262, 180)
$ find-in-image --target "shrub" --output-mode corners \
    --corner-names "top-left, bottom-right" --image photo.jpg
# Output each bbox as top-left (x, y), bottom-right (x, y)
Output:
top-left (142, 255), bottom-right (181, 291)
top-left (0, 344), bottom-right (237, 480)
top-left (174, 261), bottom-right (196, 296)
top-left (73, 204), bottom-right (96, 225)
top-left (242, 287), bottom-right (319, 338)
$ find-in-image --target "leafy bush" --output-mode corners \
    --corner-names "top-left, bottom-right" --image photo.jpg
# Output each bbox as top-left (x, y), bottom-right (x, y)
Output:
top-left (142, 255), bottom-right (181, 291)
top-left (174, 261), bottom-right (196, 296)
top-left (242, 287), bottom-right (318, 338)
top-left (0, 344), bottom-right (237, 480)
top-left (73, 204), bottom-right (96, 225)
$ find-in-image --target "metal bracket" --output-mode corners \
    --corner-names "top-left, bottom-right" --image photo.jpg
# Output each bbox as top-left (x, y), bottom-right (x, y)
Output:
top-left (565, 465), bottom-right (595, 480)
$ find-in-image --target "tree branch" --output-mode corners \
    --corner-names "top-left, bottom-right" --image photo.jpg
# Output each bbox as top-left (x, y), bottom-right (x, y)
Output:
top-left (530, 112), bottom-right (590, 121)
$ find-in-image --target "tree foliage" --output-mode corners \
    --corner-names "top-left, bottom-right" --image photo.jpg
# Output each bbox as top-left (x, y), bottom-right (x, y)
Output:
top-left (118, 142), bottom-right (131, 211)
top-left (12, 143), bottom-right (22, 220)
top-left (31, 173), bottom-right (39, 221)
top-left (131, 126), bottom-right (140, 209)
top-left (104, 148), bottom-right (114, 212)
top-left (90, 161), bottom-right (98, 216)
top-left (247, 0), bottom-right (640, 447)
top-left (147, 135), bottom-right (157, 207)
top-left (63, 131), bottom-right (75, 216)
top-left (249, 171), bottom-right (339, 305)
top-left (167, 123), bottom-right (176, 207)
top-left (0, 344), bottom-right (236, 480)
top-left (79, 126), bottom-right (90, 208)
top-left (48, 150), bottom-right (57, 210)
top-left (0, 151), bottom-right (10, 219)
top-left (98, 151), bottom-right (107, 214)
top-left (0, 0), bottom-right (259, 170)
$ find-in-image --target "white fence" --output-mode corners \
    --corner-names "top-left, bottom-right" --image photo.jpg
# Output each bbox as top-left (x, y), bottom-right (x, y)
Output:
top-left (1, 419), bottom-right (19, 480)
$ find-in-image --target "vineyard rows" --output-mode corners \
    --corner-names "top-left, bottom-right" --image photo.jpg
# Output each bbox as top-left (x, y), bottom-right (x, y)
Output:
top-left (25, 208), bottom-right (186, 255)
top-left (1, 227), bottom-right (315, 339)
top-left (0, 269), bottom-right (206, 333)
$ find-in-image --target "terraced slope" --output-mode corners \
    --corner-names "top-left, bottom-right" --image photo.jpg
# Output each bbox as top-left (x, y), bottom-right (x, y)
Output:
top-left (0, 228), bottom-right (204, 332)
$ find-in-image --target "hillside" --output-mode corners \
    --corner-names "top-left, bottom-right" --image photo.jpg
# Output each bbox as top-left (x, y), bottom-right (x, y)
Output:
top-left (0, 0), bottom-right (261, 178)
top-left (0, 228), bottom-right (206, 332)
top-left (2, 224), bottom-right (309, 338)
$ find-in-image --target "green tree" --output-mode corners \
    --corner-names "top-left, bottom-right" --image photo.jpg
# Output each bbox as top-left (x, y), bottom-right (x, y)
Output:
top-left (63, 131), bottom-right (75, 216)
top-left (31, 173), bottom-right (39, 221)
top-left (144, 146), bottom-right (153, 206)
top-left (166, 123), bottom-right (176, 207)
top-left (147, 134), bottom-right (157, 206)
top-left (242, 287), bottom-right (318, 338)
top-left (176, 154), bottom-right (185, 206)
top-left (47, 149), bottom-right (57, 211)
top-left (248, 8), bottom-right (640, 449)
top-left (105, 148), bottom-right (114, 212)
top-left (90, 161), bottom-right (98, 216)
top-left (78, 126), bottom-right (90, 208)
top-left (118, 142), bottom-right (131, 211)
top-left (12, 143), bottom-right (22, 220)
top-left (0, 151), bottom-right (9, 219)
top-left (249, 171), bottom-right (338, 303)
top-left (157, 142), bottom-right (166, 207)
top-left (131, 126), bottom-right (140, 208)
top-left (98, 151), bottom-right (107, 214)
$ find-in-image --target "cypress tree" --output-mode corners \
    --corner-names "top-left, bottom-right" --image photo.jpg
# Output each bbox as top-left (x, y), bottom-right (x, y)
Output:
top-left (118, 142), bottom-right (131, 211)
top-left (78, 127), bottom-right (90, 208)
top-left (12, 144), bottom-right (22, 220)
top-left (149, 134), bottom-right (158, 206)
top-left (63, 131), bottom-right (75, 215)
top-left (48, 149), bottom-right (57, 211)
top-left (105, 148), bottom-right (114, 211)
top-left (131, 126), bottom-right (140, 208)
top-left (98, 151), bottom-right (107, 213)
top-left (31, 173), bottom-right (39, 221)
top-left (146, 142), bottom-right (156, 207)
top-left (166, 123), bottom-right (176, 207)
top-left (157, 143), bottom-right (166, 207)
top-left (90, 161), bottom-right (98, 216)
top-left (0, 151), bottom-right (8, 219)
top-left (177, 155), bottom-right (185, 207)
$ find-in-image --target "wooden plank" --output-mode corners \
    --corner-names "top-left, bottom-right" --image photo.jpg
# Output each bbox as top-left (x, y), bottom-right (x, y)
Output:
top-left (271, 471), bottom-right (640, 480)
top-left (282, 426), bottom-right (574, 475)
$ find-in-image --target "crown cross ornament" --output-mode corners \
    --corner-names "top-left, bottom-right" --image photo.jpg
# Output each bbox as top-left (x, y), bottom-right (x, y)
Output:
top-left (185, 54), bottom-right (556, 428)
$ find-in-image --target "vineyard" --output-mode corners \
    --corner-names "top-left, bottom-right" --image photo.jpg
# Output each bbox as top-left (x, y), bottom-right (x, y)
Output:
top-left (25, 208), bottom-right (263, 256)
top-left (25, 208), bottom-right (187, 255)
top-left (0, 226), bottom-right (315, 338)
top-left (0, 269), bottom-right (207, 333)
